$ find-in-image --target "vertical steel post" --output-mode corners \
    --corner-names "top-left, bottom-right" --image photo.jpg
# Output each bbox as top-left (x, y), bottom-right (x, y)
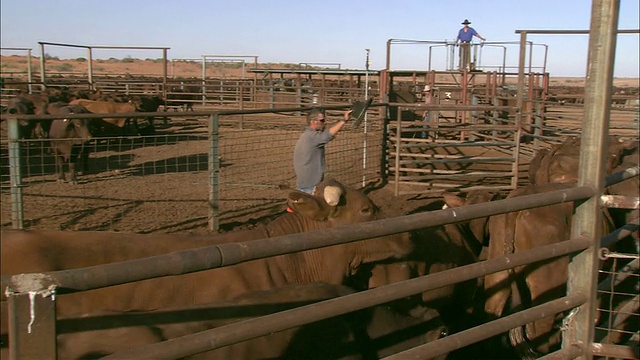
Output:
top-left (8, 291), bottom-right (57, 359)
top-left (26, 49), bottom-right (32, 94)
top-left (7, 118), bottom-right (24, 229)
top-left (208, 113), bottom-right (220, 231)
top-left (460, 70), bottom-right (468, 140)
top-left (528, 41), bottom-right (534, 73)
top-left (501, 46), bottom-right (507, 85)
top-left (512, 31), bottom-right (528, 189)
top-left (202, 55), bottom-right (207, 106)
top-left (362, 49), bottom-right (370, 187)
top-left (564, 0), bottom-right (620, 357)
top-left (394, 107), bottom-right (402, 196)
top-left (38, 42), bottom-right (46, 92)
top-left (162, 48), bottom-right (168, 100)
top-left (88, 47), bottom-right (94, 90)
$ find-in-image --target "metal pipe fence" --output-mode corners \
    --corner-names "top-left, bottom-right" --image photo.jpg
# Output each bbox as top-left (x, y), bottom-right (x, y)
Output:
top-left (3, 184), bottom-right (597, 359)
top-left (387, 102), bottom-right (524, 195)
top-left (4, 166), bottom-right (636, 358)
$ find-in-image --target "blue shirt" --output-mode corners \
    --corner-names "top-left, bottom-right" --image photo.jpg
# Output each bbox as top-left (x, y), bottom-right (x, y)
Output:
top-left (293, 127), bottom-right (334, 190)
top-left (457, 27), bottom-right (478, 42)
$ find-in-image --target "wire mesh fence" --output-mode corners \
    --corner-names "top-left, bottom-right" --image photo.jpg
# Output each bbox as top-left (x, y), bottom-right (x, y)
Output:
top-left (0, 109), bottom-right (384, 233)
top-left (595, 250), bottom-right (640, 354)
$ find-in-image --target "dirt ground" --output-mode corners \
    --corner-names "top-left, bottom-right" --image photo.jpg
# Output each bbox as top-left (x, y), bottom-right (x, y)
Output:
top-left (0, 114), bottom-right (445, 234)
top-left (2, 55), bottom-right (639, 88)
top-left (1, 56), bottom-right (637, 234)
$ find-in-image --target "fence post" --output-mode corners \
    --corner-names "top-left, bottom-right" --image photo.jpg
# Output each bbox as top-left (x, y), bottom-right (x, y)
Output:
top-left (564, 0), bottom-right (620, 357)
top-left (208, 113), bottom-right (220, 231)
top-left (8, 291), bottom-right (57, 359)
top-left (7, 118), bottom-right (24, 229)
top-left (393, 107), bottom-right (402, 196)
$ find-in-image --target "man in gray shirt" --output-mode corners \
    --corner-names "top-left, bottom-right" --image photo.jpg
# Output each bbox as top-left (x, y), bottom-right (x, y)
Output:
top-left (293, 108), bottom-right (352, 194)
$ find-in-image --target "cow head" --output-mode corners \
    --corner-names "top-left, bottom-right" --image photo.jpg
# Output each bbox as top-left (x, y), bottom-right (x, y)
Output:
top-left (442, 189), bottom-right (498, 247)
top-left (7, 97), bottom-right (35, 115)
top-left (128, 96), bottom-right (143, 111)
top-left (287, 178), bottom-right (378, 225)
top-left (59, 106), bottom-right (93, 142)
top-left (282, 178), bottom-right (412, 284)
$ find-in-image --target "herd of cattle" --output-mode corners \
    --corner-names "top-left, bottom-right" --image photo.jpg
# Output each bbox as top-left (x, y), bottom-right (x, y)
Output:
top-left (0, 132), bottom-right (638, 357)
top-left (2, 88), bottom-right (175, 184)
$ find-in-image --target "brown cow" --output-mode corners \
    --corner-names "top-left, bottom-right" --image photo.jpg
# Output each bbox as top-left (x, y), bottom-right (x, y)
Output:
top-left (606, 141), bottom-right (639, 243)
top-left (54, 282), bottom-right (444, 360)
top-left (367, 190), bottom-right (495, 298)
top-left (529, 135), bottom-right (635, 185)
top-left (483, 183), bottom-right (614, 358)
top-left (362, 189), bottom-right (497, 350)
top-left (597, 147), bottom-right (639, 348)
top-left (48, 105), bottom-right (93, 184)
top-left (1, 178), bottom-right (412, 358)
top-left (68, 98), bottom-right (138, 135)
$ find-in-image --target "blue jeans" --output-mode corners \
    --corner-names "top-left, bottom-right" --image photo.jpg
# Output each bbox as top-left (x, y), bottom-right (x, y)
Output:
top-left (422, 112), bottom-right (432, 139)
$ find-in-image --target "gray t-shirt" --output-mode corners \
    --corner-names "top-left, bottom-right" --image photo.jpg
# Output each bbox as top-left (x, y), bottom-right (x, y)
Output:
top-left (293, 127), bottom-right (334, 190)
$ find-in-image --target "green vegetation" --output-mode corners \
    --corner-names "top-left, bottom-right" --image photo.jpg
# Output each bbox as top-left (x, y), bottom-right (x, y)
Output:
top-left (54, 63), bottom-right (74, 71)
top-left (75, 57), bottom-right (87, 62)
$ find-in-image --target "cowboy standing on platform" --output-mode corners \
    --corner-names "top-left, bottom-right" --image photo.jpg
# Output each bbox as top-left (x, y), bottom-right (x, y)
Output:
top-left (455, 19), bottom-right (486, 71)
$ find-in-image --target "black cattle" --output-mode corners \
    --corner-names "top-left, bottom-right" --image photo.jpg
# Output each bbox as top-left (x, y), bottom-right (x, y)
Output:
top-left (166, 85), bottom-right (198, 111)
top-left (48, 105), bottom-right (93, 184)
top-left (130, 94), bottom-right (168, 132)
top-left (5, 96), bottom-right (40, 139)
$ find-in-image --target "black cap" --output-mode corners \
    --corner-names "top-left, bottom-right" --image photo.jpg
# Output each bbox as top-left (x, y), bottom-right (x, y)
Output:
top-left (462, 19), bottom-right (471, 25)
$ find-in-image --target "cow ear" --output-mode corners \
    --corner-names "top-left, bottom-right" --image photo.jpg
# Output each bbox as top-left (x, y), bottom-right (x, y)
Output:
top-left (359, 205), bottom-right (374, 217)
top-left (442, 192), bottom-right (465, 209)
top-left (288, 191), bottom-right (332, 221)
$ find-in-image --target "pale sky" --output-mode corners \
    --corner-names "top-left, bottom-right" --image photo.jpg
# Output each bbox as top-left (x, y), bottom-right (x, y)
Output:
top-left (1, 0), bottom-right (639, 77)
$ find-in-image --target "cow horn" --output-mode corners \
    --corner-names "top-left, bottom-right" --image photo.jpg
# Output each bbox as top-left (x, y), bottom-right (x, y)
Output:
top-left (323, 185), bottom-right (343, 206)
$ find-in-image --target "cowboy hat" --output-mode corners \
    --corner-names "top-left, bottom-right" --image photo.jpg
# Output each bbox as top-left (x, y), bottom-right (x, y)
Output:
top-left (462, 19), bottom-right (471, 25)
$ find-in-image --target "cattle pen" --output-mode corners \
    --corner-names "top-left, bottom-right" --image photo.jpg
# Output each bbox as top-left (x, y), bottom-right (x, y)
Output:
top-left (1, 1), bottom-right (640, 359)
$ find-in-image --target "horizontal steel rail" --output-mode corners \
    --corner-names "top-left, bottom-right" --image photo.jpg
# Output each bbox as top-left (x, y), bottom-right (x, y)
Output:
top-left (4, 184), bottom-right (596, 295)
top-left (102, 237), bottom-right (591, 360)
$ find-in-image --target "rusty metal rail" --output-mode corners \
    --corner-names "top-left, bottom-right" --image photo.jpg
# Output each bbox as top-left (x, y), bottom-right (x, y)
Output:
top-left (103, 237), bottom-right (592, 360)
top-left (3, 184), bottom-right (596, 295)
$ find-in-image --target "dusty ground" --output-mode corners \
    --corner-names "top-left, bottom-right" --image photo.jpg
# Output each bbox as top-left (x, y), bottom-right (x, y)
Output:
top-left (0, 115), bottom-right (447, 234)
top-left (2, 55), bottom-right (639, 88)
top-left (1, 56), bottom-right (636, 234)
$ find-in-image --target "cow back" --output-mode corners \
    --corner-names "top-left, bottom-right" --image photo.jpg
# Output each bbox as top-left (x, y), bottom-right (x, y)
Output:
top-left (68, 99), bottom-right (136, 128)
top-left (531, 135), bottom-right (636, 185)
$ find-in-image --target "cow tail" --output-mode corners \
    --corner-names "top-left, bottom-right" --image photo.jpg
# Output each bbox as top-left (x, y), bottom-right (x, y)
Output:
top-left (507, 277), bottom-right (540, 359)
top-left (508, 325), bottom-right (539, 360)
